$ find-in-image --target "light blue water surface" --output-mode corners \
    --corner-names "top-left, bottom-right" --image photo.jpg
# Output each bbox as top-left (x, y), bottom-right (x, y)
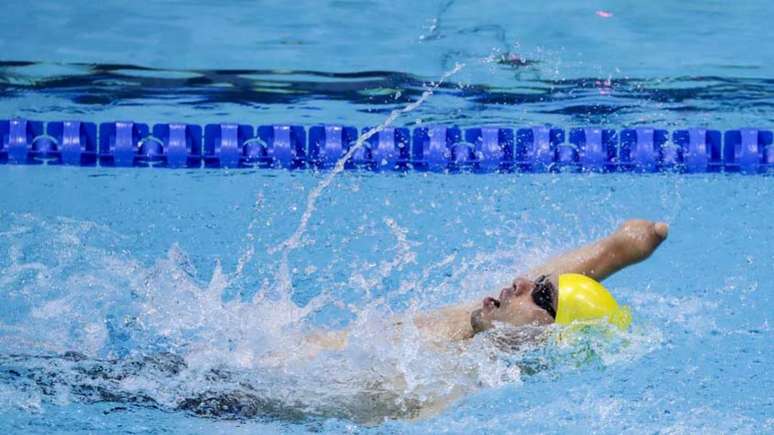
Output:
top-left (0, 169), bottom-right (771, 433)
top-left (1, 0), bottom-right (773, 128)
top-left (0, 0), bottom-right (773, 433)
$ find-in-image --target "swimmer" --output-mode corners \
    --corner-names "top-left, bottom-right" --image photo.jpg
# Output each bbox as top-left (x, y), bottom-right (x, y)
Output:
top-left (423, 218), bottom-right (668, 341)
top-left (3, 219), bottom-right (668, 424)
top-left (267, 219), bottom-right (670, 423)
top-left (306, 219), bottom-right (668, 351)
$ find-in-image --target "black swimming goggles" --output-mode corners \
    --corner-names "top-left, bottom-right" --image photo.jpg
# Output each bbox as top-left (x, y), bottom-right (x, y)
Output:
top-left (532, 275), bottom-right (557, 319)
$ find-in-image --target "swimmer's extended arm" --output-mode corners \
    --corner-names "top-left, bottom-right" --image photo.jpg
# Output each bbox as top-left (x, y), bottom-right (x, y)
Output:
top-left (526, 219), bottom-right (669, 282)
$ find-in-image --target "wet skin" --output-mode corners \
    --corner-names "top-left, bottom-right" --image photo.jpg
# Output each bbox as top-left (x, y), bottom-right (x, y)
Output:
top-left (471, 276), bottom-right (557, 333)
top-left (294, 219), bottom-right (670, 422)
top-left (307, 219), bottom-right (669, 347)
top-left (466, 219), bottom-right (669, 336)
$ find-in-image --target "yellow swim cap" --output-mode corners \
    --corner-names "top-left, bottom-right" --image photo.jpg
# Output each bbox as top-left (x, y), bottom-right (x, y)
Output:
top-left (555, 273), bottom-right (632, 330)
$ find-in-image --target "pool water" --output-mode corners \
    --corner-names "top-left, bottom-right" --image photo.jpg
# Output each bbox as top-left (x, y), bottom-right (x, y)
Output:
top-left (2, 0), bottom-right (773, 129)
top-left (1, 0), bottom-right (773, 433)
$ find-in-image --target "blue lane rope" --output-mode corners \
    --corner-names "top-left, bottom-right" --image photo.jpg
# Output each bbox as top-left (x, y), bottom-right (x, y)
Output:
top-left (1, 119), bottom-right (772, 173)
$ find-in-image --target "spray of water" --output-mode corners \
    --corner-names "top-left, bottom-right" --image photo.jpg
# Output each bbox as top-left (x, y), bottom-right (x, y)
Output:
top-left (269, 63), bottom-right (465, 303)
top-left (0, 178), bottom-right (670, 425)
top-left (0, 62), bottom-right (687, 428)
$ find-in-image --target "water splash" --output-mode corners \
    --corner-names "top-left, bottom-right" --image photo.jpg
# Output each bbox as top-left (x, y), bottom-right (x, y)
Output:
top-left (269, 63), bottom-right (465, 308)
top-left (0, 208), bottom-right (666, 425)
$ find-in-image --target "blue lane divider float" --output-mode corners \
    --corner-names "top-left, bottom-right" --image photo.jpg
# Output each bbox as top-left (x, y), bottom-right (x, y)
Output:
top-left (257, 125), bottom-right (306, 169)
top-left (1, 118), bottom-right (772, 173)
top-left (465, 127), bottom-right (513, 171)
top-left (309, 125), bottom-right (359, 168)
top-left (49, 121), bottom-right (98, 166)
top-left (204, 123), bottom-right (252, 168)
top-left (724, 128), bottom-right (774, 172)
top-left (0, 119), bottom-right (44, 164)
top-left (672, 128), bottom-right (723, 172)
top-left (355, 127), bottom-right (410, 170)
top-left (567, 127), bottom-right (615, 172)
top-left (516, 127), bottom-right (564, 172)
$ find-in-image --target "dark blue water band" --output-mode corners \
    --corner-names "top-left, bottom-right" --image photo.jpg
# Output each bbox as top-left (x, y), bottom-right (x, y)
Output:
top-left (1, 119), bottom-right (772, 173)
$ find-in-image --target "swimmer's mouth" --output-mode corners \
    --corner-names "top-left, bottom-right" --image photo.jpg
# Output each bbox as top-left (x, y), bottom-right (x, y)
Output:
top-left (483, 296), bottom-right (502, 309)
top-left (531, 275), bottom-right (557, 319)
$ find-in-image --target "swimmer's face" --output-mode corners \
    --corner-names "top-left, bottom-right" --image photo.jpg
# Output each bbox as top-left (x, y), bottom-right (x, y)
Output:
top-left (470, 277), bottom-right (557, 333)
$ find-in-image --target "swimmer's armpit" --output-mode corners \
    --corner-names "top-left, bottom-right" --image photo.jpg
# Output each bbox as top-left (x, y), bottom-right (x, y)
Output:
top-left (527, 219), bottom-right (668, 282)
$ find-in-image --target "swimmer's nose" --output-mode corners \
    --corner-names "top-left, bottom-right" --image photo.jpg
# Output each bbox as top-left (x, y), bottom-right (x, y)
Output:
top-left (499, 286), bottom-right (513, 301)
